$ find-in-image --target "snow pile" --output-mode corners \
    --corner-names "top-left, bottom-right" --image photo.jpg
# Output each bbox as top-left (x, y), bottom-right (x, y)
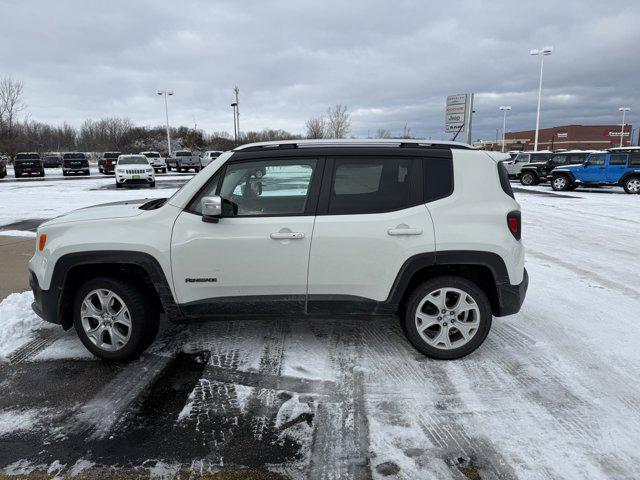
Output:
top-left (0, 409), bottom-right (40, 436)
top-left (0, 291), bottom-right (48, 360)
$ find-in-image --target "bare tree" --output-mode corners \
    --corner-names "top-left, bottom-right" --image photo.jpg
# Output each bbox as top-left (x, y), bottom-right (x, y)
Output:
top-left (401, 123), bottom-right (412, 139)
top-left (326, 104), bottom-right (351, 138)
top-left (305, 116), bottom-right (326, 139)
top-left (0, 76), bottom-right (25, 132)
top-left (376, 128), bottom-right (392, 139)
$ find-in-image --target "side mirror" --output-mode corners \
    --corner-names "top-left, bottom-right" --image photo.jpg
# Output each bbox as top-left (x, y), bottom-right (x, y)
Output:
top-left (202, 196), bottom-right (222, 223)
top-left (583, 161), bottom-right (590, 167)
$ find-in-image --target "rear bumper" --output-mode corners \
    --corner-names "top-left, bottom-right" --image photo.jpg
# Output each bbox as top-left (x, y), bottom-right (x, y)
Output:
top-left (29, 269), bottom-right (60, 325)
top-left (494, 268), bottom-right (529, 317)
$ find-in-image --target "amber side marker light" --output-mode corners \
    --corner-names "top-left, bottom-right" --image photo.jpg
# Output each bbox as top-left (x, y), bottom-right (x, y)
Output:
top-left (38, 234), bottom-right (47, 251)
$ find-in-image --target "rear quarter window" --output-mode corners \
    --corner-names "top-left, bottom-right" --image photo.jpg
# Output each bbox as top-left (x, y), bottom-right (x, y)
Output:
top-left (423, 156), bottom-right (453, 202)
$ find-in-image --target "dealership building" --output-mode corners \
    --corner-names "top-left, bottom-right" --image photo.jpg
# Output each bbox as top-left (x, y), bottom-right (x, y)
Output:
top-left (479, 124), bottom-right (634, 151)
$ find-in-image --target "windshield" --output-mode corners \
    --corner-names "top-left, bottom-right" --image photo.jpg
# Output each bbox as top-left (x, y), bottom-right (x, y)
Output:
top-left (104, 152), bottom-right (120, 159)
top-left (176, 151), bottom-right (192, 156)
top-left (16, 153), bottom-right (40, 160)
top-left (118, 156), bottom-right (149, 165)
top-left (143, 152), bottom-right (160, 158)
top-left (63, 153), bottom-right (86, 159)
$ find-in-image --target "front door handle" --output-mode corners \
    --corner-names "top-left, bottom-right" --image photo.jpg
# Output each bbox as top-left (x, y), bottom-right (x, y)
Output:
top-left (270, 232), bottom-right (305, 240)
top-left (388, 227), bottom-right (423, 236)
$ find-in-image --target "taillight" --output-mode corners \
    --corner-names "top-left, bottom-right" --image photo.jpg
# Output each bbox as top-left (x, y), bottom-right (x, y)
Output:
top-left (507, 211), bottom-right (521, 240)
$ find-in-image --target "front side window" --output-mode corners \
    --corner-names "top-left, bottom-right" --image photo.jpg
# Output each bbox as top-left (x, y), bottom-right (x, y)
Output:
top-left (550, 154), bottom-right (568, 165)
top-left (609, 154), bottom-right (627, 165)
top-left (588, 154), bottom-right (605, 165)
top-left (216, 159), bottom-right (317, 216)
top-left (328, 157), bottom-right (413, 215)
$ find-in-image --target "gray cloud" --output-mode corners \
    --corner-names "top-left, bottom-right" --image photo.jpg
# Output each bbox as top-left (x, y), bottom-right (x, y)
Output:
top-left (1, 0), bottom-right (639, 140)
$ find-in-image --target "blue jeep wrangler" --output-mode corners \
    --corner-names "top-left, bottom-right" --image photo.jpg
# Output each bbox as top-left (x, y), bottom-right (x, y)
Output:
top-left (550, 148), bottom-right (640, 194)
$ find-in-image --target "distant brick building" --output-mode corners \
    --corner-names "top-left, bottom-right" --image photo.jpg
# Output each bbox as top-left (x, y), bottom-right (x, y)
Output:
top-left (481, 124), bottom-right (634, 151)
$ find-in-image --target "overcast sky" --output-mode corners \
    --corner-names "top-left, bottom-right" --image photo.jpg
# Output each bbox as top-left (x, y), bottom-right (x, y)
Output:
top-left (1, 0), bottom-right (639, 141)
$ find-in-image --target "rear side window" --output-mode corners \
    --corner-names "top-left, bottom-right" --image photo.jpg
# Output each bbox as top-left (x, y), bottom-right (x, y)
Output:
top-left (497, 161), bottom-right (515, 198)
top-left (609, 154), bottom-right (627, 165)
top-left (629, 153), bottom-right (640, 167)
top-left (328, 157), bottom-right (414, 215)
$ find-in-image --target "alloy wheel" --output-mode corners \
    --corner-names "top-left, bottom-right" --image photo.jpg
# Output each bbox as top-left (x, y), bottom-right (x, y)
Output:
top-left (80, 289), bottom-right (132, 352)
top-left (627, 178), bottom-right (640, 194)
top-left (553, 176), bottom-right (567, 190)
top-left (415, 287), bottom-right (481, 350)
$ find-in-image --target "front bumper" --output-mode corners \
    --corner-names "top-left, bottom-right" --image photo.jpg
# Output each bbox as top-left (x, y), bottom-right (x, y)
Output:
top-left (29, 269), bottom-right (60, 325)
top-left (494, 268), bottom-right (529, 316)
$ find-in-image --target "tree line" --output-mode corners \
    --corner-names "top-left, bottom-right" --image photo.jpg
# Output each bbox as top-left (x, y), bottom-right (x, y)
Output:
top-left (1, 76), bottom-right (412, 157)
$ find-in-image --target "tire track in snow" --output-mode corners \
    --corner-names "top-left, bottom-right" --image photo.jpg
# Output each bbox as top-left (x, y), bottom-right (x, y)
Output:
top-left (7, 328), bottom-right (66, 364)
top-left (308, 319), bottom-right (372, 480)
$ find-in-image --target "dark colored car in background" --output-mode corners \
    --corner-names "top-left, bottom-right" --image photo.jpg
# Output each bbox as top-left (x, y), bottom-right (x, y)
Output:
top-left (0, 156), bottom-right (7, 178)
top-left (14, 152), bottom-right (45, 178)
top-left (42, 153), bottom-right (62, 168)
top-left (98, 152), bottom-right (121, 174)
top-left (519, 150), bottom-right (595, 185)
top-left (62, 152), bottom-right (90, 176)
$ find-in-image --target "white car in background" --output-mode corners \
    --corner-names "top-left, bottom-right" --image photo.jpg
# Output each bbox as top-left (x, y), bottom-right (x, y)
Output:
top-left (115, 154), bottom-right (156, 189)
top-left (201, 150), bottom-right (224, 168)
top-left (140, 151), bottom-right (167, 173)
top-left (504, 150), bottom-right (553, 178)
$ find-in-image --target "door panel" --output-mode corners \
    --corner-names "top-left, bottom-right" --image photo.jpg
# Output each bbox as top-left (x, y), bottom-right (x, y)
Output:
top-left (307, 205), bottom-right (435, 303)
top-left (606, 154), bottom-right (627, 182)
top-left (171, 212), bottom-right (315, 308)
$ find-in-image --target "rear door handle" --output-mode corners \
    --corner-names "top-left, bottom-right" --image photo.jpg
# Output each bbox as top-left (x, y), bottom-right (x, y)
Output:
top-left (387, 227), bottom-right (422, 236)
top-left (270, 232), bottom-right (305, 240)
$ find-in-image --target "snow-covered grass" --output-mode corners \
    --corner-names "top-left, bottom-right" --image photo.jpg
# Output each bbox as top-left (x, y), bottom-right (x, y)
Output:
top-left (0, 230), bottom-right (36, 237)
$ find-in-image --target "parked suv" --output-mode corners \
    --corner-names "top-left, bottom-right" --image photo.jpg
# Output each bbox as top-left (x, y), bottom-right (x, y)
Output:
top-left (115, 154), bottom-right (156, 188)
top-left (43, 153), bottom-right (62, 168)
top-left (504, 151), bottom-right (553, 178)
top-left (62, 152), bottom-right (90, 176)
top-left (29, 140), bottom-right (527, 361)
top-left (98, 152), bottom-right (121, 174)
top-left (0, 155), bottom-right (7, 178)
top-left (550, 148), bottom-right (640, 193)
top-left (14, 152), bottom-right (45, 178)
top-left (141, 151), bottom-right (167, 173)
top-left (201, 150), bottom-right (224, 168)
top-left (519, 150), bottom-right (595, 185)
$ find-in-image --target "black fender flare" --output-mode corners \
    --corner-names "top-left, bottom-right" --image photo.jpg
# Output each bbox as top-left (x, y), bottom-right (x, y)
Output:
top-left (619, 171), bottom-right (640, 185)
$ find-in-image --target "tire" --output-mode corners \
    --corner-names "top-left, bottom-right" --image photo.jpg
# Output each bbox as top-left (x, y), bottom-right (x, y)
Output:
top-left (551, 174), bottom-right (571, 191)
top-left (403, 276), bottom-right (492, 360)
top-left (623, 176), bottom-right (640, 194)
top-left (116, 181), bottom-right (122, 189)
top-left (39, 170), bottom-right (45, 177)
top-left (62, 171), bottom-right (68, 177)
top-left (85, 170), bottom-right (90, 176)
top-left (520, 172), bottom-right (538, 186)
top-left (167, 166), bottom-right (172, 172)
top-left (162, 168), bottom-right (166, 173)
top-left (149, 181), bottom-right (156, 188)
top-left (73, 277), bottom-right (159, 361)
top-left (15, 172), bottom-right (22, 178)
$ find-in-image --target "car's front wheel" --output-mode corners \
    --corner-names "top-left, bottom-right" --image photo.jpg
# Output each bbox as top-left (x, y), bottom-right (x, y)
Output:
top-left (520, 172), bottom-right (538, 186)
top-left (404, 276), bottom-right (492, 360)
top-left (551, 174), bottom-right (571, 191)
top-left (623, 176), bottom-right (640, 194)
top-left (74, 277), bottom-right (159, 361)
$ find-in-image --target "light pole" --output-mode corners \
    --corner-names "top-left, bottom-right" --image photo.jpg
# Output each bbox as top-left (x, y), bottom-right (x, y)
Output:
top-left (233, 86), bottom-right (240, 141)
top-left (499, 106), bottom-right (511, 152)
top-left (231, 102), bottom-right (238, 144)
top-left (530, 46), bottom-right (553, 151)
top-left (619, 107), bottom-right (631, 147)
top-left (156, 89), bottom-right (174, 157)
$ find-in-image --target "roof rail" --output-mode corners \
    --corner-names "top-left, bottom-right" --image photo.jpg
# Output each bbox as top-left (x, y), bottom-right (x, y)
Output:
top-left (234, 138), bottom-right (474, 152)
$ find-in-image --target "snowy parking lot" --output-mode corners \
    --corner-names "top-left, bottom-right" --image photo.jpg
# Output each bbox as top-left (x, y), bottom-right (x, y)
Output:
top-left (1, 174), bottom-right (639, 479)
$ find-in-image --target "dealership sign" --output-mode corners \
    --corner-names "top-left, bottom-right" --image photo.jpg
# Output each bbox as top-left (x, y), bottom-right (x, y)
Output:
top-left (445, 94), bottom-right (469, 133)
top-left (607, 131), bottom-right (629, 137)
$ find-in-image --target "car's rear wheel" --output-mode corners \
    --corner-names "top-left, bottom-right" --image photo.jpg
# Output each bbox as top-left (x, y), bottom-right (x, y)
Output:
top-left (74, 277), bottom-right (159, 361)
top-left (623, 176), bottom-right (640, 194)
top-left (520, 172), bottom-right (538, 186)
top-left (403, 276), bottom-right (492, 360)
top-left (551, 174), bottom-right (571, 191)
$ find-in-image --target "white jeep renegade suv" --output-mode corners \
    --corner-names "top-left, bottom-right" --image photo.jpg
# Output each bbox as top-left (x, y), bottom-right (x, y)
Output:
top-left (29, 139), bottom-right (528, 361)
